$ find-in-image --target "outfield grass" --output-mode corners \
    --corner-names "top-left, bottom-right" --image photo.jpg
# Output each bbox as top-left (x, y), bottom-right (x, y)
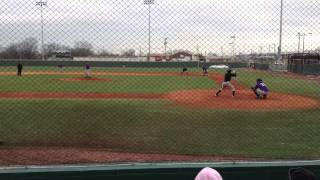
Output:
top-left (0, 74), bottom-right (214, 93)
top-left (0, 67), bottom-right (320, 160)
top-left (0, 99), bottom-right (319, 159)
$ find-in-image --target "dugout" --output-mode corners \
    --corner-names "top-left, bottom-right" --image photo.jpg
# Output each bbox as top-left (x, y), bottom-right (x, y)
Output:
top-left (288, 53), bottom-right (320, 75)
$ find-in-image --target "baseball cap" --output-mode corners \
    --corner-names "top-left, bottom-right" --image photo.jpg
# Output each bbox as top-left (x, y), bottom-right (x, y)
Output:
top-left (288, 167), bottom-right (317, 180)
top-left (195, 167), bottom-right (223, 180)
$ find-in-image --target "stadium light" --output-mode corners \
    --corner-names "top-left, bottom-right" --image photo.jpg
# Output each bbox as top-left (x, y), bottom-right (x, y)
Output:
top-left (144, 0), bottom-right (154, 61)
top-left (36, 0), bottom-right (47, 61)
top-left (278, 0), bottom-right (283, 60)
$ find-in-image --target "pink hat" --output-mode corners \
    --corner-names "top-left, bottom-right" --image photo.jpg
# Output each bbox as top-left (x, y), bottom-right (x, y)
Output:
top-left (195, 167), bottom-right (223, 180)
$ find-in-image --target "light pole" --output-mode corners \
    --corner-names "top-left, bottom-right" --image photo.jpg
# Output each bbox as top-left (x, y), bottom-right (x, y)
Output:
top-left (278, 0), bottom-right (283, 61)
top-left (36, 0), bottom-right (47, 61)
top-left (272, 43), bottom-right (276, 55)
top-left (230, 35), bottom-right (236, 57)
top-left (297, 32), bottom-right (302, 54)
top-left (259, 46), bottom-right (263, 55)
top-left (144, 0), bottom-right (154, 61)
top-left (229, 42), bottom-right (233, 56)
top-left (302, 32), bottom-right (312, 53)
top-left (220, 46), bottom-right (224, 56)
top-left (164, 37), bottom-right (168, 56)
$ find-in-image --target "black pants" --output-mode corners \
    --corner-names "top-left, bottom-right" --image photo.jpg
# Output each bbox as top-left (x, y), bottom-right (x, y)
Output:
top-left (17, 70), bottom-right (22, 76)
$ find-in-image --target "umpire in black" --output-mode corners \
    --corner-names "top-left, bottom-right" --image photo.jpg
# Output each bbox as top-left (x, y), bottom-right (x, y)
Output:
top-left (17, 63), bottom-right (23, 76)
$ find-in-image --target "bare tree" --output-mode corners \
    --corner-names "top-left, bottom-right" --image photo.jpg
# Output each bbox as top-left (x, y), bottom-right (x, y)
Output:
top-left (0, 43), bottom-right (20, 59)
top-left (121, 49), bottom-right (136, 57)
top-left (71, 41), bottom-right (94, 57)
top-left (20, 37), bottom-right (39, 59)
top-left (97, 50), bottom-right (119, 57)
top-left (0, 37), bottom-right (38, 59)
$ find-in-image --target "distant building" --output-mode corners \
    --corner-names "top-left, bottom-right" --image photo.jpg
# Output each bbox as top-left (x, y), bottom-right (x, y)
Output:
top-left (288, 53), bottom-right (320, 65)
top-left (150, 54), bottom-right (171, 61)
top-left (171, 52), bottom-right (193, 61)
top-left (287, 53), bottom-right (320, 75)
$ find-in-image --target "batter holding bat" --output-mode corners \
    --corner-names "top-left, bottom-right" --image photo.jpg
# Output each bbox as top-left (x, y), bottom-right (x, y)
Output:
top-left (215, 68), bottom-right (237, 97)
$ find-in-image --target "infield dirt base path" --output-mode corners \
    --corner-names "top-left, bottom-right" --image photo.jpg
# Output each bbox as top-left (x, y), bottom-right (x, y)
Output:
top-left (0, 70), bottom-right (319, 165)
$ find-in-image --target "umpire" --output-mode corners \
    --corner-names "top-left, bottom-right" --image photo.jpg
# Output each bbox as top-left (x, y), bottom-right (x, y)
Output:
top-left (17, 63), bottom-right (23, 76)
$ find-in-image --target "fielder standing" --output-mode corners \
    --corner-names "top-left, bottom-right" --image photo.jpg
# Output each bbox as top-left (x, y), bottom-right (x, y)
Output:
top-left (215, 69), bottom-right (237, 97)
top-left (17, 63), bottom-right (23, 76)
top-left (84, 63), bottom-right (91, 78)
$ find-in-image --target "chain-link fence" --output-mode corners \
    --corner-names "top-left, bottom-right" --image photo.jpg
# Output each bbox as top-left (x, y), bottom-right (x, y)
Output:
top-left (0, 0), bottom-right (319, 166)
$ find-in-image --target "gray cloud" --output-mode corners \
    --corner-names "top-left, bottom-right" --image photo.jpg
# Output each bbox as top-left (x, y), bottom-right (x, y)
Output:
top-left (0, 0), bottom-right (320, 54)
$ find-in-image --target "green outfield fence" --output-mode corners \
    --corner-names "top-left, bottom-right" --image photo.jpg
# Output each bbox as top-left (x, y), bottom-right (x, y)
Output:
top-left (0, 60), bottom-right (248, 69)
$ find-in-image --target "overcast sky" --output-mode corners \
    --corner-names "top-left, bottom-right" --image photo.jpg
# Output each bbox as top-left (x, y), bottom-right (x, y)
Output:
top-left (0, 0), bottom-right (319, 55)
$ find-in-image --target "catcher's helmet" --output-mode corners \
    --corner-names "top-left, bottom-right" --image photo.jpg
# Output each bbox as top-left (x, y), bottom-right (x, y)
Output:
top-left (256, 78), bottom-right (263, 83)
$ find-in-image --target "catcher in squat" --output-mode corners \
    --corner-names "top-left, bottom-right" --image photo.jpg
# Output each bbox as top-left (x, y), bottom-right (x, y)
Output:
top-left (215, 68), bottom-right (237, 97)
top-left (251, 78), bottom-right (269, 99)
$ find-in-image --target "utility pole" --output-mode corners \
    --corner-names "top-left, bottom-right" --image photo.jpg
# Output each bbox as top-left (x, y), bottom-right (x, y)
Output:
top-left (272, 43), bottom-right (276, 56)
top-left (164, 37), bottom-right (168, 57)
top-left (302, 33), bottom-right (312, 53)
top-left (36, 1), bottom-right (47, 61)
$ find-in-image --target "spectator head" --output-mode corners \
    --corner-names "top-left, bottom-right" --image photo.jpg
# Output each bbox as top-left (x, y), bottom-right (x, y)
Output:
top-left (195, 167), bottom-right (223, 180)
top-left (289, 167), bottom-right (317, 180)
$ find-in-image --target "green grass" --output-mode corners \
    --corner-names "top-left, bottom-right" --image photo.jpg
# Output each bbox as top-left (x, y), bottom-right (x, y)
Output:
top-left (0, 99), bottom-right (319, 159)
top-left (236, 70), bottom-right (320, 98)
top-left (0, 66), bottom-right (201, 72)
top-left (0, 67), bottom-right (320, 160)
top-left (0, 74), bottom-right (214, 93)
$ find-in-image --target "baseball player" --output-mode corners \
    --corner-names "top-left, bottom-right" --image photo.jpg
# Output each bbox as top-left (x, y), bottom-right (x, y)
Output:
top-left (202, 62), bottom-right (208, 75)
top-left (215, 68), bottom-right (237, 97)
top-left (17, 63), bottom-right (23, 76)
top-left (251, 78), bottom-right (269, 99)
top-left (84, 63), bottom-right (91, 78)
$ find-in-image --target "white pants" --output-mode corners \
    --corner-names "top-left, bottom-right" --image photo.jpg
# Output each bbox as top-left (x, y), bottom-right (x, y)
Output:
top-left (85, 69), bottom-right (91, 77)
top-left (256, 88), bottom-right (267, 95)
top-left (220, 81), bottom-right (235, 91)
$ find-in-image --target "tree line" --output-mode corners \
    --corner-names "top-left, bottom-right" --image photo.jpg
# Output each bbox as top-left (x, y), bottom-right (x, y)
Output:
top-left (0, 37), bottom-right (137, 60)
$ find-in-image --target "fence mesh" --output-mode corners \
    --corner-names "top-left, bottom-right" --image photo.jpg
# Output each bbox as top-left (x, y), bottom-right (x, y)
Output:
top-left (0, 0), bottom-right (320, 166)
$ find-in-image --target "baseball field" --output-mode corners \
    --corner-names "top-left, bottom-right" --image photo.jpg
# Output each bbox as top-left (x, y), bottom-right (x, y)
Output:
top-left (0, 66), bottom-right (319, 165)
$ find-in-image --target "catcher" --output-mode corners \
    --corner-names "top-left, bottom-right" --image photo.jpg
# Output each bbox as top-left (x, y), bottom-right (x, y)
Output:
top-left (251, 78), bottom-right (269, 99)
top-left (215, 68), bottom-right (237, 97)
